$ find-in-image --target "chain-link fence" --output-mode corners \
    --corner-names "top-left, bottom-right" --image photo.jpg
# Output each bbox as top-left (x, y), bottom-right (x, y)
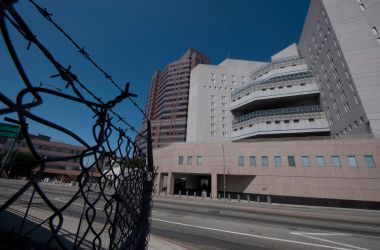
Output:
top-left (0, 0), bottom-right (155, 249)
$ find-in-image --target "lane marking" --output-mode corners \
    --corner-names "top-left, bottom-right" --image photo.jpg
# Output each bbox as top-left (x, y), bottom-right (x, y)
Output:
top-left (338, 224), bottom-right (380, 230)
top-left (152, 218), bottom-right (362, 250)
top-left (291, 232), bottom-right (370, 250)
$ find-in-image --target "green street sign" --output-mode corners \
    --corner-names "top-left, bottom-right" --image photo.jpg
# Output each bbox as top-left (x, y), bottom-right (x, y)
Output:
top-left (0, 122), bottom-right (20, 139)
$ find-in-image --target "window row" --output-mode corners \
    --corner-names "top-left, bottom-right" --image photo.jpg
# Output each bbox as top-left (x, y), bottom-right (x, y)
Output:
top-left (237, 154), bottom-right (375, 168)
top-left (178, 156), bottom-right (203, 165)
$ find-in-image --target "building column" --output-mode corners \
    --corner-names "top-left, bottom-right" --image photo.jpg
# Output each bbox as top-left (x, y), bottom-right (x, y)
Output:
top-left (156, 172), bottom-right (164, 194)
top-left (211, 173), bottom-right (218, 199)
top-left (167, 172), bottom-right (175, 195)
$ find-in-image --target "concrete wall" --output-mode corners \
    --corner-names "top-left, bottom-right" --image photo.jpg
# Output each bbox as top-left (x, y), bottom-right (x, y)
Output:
top-left (154, 138), bottom-right (380, 202)
top-left (186, 59), bottom-right (265, 143)
top-left (299, 0), bottom-right (380, 138)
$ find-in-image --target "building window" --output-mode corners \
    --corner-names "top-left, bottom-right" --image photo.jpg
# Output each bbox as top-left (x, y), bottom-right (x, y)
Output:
top-left (337, 79), bottom-right (342, 89)
top-left (353, 94), bottom-right (358, 104)
top-left (274, 156), bottom-right (282, 167)
top-left (250, 156), bottom-right (256, 166)
top-left (187, 156), bottom-right (192, 165)
top-left (331, 156), bottom-right (341, 167)
top-left (211, 109), bottom-right (216, 114)
top-left (211, 123), bottom-right (215, 130)
top-left (210, 131), bottom-right (215, 137)
top-left (364, 155), bottom-right (375, 168)
top-left (347, 155), bottom-right (358, 167)
top-left (316, 156), bottom-right (325, 167)
top-left (262, 156), bottom-right (269, 167)
top-left (238, 156), bottom-right (244, 166)
top-left (197, 156), bottom-right (203, 165)
top-left (336, 111), bottom-right (341, 120)
top-left (344, 102), bottom-right (350, 113)
top-left (288, 156), bottom-right (296, 167)
top-left (340, 91), bottom-right (346, 101)
top-left (302, 156), bottom-right (310, 167)
top-left (179, 156), bottom-right (184, 165)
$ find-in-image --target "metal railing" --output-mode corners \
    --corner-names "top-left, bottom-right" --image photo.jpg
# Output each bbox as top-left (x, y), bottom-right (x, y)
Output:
top-left (232, 70), bottom-right (314, 98)
top-left (0, 1), bottom-right (155, 249)
top-left (249, 55), bottom-right (303, 80)
top-left (233, 105), bottom-right (323, 126)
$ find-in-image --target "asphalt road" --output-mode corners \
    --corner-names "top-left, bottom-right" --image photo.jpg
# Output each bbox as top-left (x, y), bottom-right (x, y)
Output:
top-left (1, 179), bottom-right (380, 250)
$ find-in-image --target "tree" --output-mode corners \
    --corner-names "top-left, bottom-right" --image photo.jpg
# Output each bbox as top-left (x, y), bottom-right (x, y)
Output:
top-left (0, 151), bottom-right (38, 179)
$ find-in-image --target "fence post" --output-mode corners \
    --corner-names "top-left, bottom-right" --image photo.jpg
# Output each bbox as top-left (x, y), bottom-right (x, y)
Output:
top-left (228, 194), bottom-right (231, 201)
top-left (247, 194), bottom-right (250, 203)
top-left (257, 195), bottom-right (260, 203)
top-left (186, 191), bottom-right (188, 199)
top-left (179, 190), bottom-right (181, 198)
top-left (237, 194), bottom-right (240, 202)
top-left (267, 195), bottom-right (271, 205)
top-left (194, 192), bottom-right (196, 199)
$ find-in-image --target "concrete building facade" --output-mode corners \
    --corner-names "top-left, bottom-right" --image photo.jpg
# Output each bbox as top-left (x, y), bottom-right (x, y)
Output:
top-left (186, 59), bottom-right (265, 143)
top-left (299, 0), bottom-right (380, 138)
top-left (152, 0), bottom-right (380, 208)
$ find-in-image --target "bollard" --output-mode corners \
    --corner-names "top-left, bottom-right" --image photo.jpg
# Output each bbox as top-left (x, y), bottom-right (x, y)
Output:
top-left (237, 194), bottom-right (240, 202)
top-left (210, 193), bottom-right (212, 200)
top-left (257, 195), bottom-right (260, 203)
top-left (247, 194), bottom-right (250, 203)
top-left (218, 193), bottom-right (220, 200)
top-left (179, 190), bottom-right (181, 198)
top-left (194, 192), bottom-right (196, 199)
top-left (186, 191), bottom-right (189, 199)
top-left (228, 194), bottom-right (231, 201)
top-left (267, 196), bottom-right (271, 205)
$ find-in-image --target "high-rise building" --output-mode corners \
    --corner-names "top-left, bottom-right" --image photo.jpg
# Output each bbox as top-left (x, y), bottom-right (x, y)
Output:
top-left (152, 0), bottom-right (380, 209)
top-left (298, 0), bottom-right (380, 138)
top-left (141, 49), bottom-right (209, 149)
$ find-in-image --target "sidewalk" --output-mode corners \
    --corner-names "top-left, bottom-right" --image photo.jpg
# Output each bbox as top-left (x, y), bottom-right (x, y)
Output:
top-left (153, 194), bottom-right (380, 225)
top-left (149, 235), bottom-right (188, 250)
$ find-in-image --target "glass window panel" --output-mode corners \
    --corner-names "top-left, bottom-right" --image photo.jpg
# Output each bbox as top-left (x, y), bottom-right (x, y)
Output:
top-left (288, 156), bottom-right (296, 167)
top-left (250, 156), bottom-right (256, 166)
top-left (178, 156), bottom-right (183, 165)
top-left (316, 156), bottom-right (325, 167)
top-left (331, 156), bottom-right (341, 167)
top-left (187, 156), bottom-right (192, 165)
top-left (347, 155), bottom-right (357, 168)
top-left (364, 155), bottom-right (375, 168)
top-left (262, 156), bottom-right (269, 167)
top-left (274, 156), bottom-right (282, 167)
top-left (238, 156), bottom-right (244, 166)
top-left (197, 156), bottom-right (203, 165)
top-left (302, 156), bottom-right (310, 167)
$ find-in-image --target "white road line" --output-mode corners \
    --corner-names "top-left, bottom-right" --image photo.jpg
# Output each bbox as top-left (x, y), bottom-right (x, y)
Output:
top-left (338, 224), bottom-right (380, 230)
top-left (291, 232), bottom-right (370, 250)
top-left (291, 232), bottom-right (349, 236)
top-left (152, 218), bottom-right (361, 250)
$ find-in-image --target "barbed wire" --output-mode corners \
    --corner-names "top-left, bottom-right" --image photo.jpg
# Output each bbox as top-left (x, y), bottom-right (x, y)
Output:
top-left (0, 1), bottom-right (155, 249)
top-left (28, 0), bottom-right (149, 121)
top-left (2, 6), bottom-right (146, 140)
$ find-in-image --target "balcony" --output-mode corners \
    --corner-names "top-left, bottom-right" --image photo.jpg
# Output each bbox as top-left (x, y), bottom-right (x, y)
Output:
top-left (232, 105), bottom-right (330, 140)
top-left (249, 55), bottom-right (304, 80)
top-left (231, 71), bottom-right (319, 110)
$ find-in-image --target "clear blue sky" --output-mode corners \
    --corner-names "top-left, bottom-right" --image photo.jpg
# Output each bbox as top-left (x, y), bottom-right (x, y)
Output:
top-left (0, 0), bottom-right (310, 146)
